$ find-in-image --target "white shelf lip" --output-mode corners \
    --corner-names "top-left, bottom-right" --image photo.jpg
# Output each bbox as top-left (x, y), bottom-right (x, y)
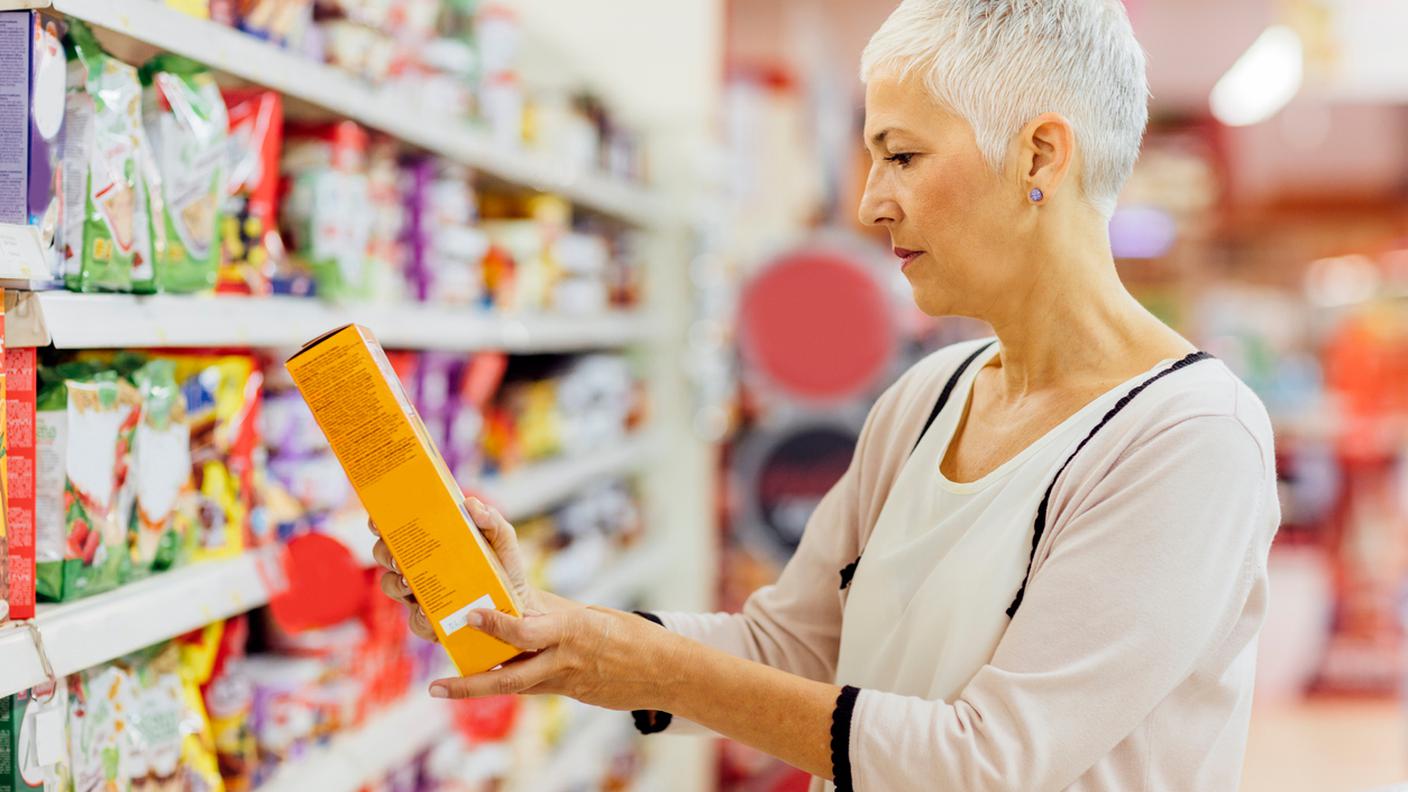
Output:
top-left (483, 432), bottom-right (659, 523)
top-left (567, 540), bottom-right (671, 608)
top-left (11, 0), bottom-right (665, 226)
top-left (9, 291), bottom-right (650, 352)
top-left (512, 704), bottom-right (633, 792)
top-left (258, 692), bottom-right (453, 792)
top-left (0, 550), bottom-right (278, 699)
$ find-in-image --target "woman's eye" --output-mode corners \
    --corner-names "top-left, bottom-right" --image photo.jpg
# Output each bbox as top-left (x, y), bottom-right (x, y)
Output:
top-left (885, 153), bottom-right (915, 168)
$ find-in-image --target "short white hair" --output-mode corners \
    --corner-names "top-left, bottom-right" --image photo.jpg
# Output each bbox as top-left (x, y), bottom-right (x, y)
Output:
top-left (861, 0), bottom-right (1149, 216)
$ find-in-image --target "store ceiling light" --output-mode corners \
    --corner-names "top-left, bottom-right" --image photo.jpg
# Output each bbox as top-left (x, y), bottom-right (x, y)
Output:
top-left (1210, 25), bottom-right (1304, 127)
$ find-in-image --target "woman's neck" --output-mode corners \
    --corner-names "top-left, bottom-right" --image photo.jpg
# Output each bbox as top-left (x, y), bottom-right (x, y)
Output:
top-left (980, 225), bottom-right (1191, 398)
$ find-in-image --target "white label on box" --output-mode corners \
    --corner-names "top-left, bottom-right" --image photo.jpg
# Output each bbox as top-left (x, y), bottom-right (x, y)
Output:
top-left (440, 593), bottom-right (495, 636)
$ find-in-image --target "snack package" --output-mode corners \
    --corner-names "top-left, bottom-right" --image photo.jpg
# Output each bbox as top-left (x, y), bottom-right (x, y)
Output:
top-left (61, 21), bottom-right (151, 293)
top-left (285, 325), bottom-right (524, 676)
top-left (280, 122), bottom-right (372, 301)
top-left (1, 684), bottom-right (74, 792)
top-left (0, 298), bottom-right (6, 624)
top-left (5, 347), bottom-right (37, 620)
top-left (35, 364), bottom-right (139, 601)
top-left (175, 356), bottom-right (262, 559)
top-left (130, 359), bottom-right (193, 578)
top-left (139, 54), bottom-right (229, 294)
top-left (0, 12), bottom-right (66, 279)
top-left (200, 616), bottom-right (254, 792)
top-left (219, 89), bottom-right (283, 296)
top-left (177, 623), bottom-right (227, 792)
top-left (124, 644), bottom-right (186, 790)
top-left (68, 663), bottom-right (140, 792)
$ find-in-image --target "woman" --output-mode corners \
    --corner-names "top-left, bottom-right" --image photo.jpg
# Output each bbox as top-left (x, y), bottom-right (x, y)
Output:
top-left (372, 1), bottom-right (1279, 789)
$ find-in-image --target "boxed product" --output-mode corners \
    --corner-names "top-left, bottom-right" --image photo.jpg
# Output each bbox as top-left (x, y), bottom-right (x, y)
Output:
top-left (130, 359), bottom-right (193, 577)
top-left (5, 347), bottom-right (36, 620)
top-left (285, 325), bottom-right (524, 676)
top-left (0, 12), bottom-right (66, 279)
top-left (35, 364), bottom-right (139, 601)
top-left (139, 54), bottom-right (229, 294)
top-left (220, 89), bottom-right (283, 296)
top-left (61, 22), bottom-right (152, 293)
top-left (0, 684), bottom-right (73, 792)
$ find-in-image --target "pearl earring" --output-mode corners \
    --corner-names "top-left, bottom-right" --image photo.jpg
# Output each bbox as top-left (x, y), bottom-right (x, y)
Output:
top-left (1029, 188), bottom-right (1044, 203)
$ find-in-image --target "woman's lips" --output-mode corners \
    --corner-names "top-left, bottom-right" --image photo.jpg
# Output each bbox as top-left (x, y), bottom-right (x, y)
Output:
top-left (894, 247), bottom-right (924, 270)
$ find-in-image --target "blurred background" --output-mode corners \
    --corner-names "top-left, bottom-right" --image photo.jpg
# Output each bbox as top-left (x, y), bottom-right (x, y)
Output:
top-left (0, 1), bottom-right (1404, 791)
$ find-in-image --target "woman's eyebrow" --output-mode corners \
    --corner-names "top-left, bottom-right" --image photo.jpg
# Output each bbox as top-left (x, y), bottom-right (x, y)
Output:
top-left (868, 128), bottom-right (893, 147)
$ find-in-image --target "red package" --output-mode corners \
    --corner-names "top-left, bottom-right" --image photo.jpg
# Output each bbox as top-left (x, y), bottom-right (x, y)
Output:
top-left (220, 89), bottom-right (284, 296)
top-left (4, 347), bottom-right (35, 620)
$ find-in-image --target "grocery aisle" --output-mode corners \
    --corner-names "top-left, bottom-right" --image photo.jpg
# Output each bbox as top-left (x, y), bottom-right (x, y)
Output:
top-left (0, 1), bottom-right (715, 789)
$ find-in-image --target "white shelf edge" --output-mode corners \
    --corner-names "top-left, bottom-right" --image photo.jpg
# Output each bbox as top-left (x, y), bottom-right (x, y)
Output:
top-left (257, 691), bottom-right (454, 792)
top-left (0, 550), bottom-right (277, 699)
top-left (36, 0), bottom-right (665, 226)
top-left (12, 291), bottom-right (650, 352)
top-left (566, 540), bottom-right (671, 608)
top-left (484, 433), bottom-right (658, 523)
top-left (512, 704), bottom-right (633, 792)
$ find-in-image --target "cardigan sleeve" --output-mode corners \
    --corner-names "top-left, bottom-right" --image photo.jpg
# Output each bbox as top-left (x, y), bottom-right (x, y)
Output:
top-left (836, 415), bottom-right (1275, 791)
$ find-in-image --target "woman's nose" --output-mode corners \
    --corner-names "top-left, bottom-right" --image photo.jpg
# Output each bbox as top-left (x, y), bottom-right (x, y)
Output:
top-left (858, 171), bottom-right (899, 227)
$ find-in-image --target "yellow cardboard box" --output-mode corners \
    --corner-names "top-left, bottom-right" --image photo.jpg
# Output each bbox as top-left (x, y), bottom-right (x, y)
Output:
top-left (286, 324), bottom-right (522, 675)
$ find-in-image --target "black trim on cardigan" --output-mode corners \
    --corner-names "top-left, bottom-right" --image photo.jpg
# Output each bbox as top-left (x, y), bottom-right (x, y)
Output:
top-left (839, 557), bottom-right (861, 590)
top-left (912, 340), bottom-right (998, 456)
top-left (630, 611), bottom-right (675, 735)
top-left (831, 685), bottom-right (861, 792)
top-left (1005, 351), bottom-right (1214, 618)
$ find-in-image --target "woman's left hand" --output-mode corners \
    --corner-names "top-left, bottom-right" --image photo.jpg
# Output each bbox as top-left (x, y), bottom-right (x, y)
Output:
top-left (429, 606), bottom-right (679, 712)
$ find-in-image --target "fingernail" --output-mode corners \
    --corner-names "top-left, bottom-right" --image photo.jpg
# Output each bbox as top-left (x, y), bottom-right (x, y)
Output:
top-left (390, 557), bottom-right (400, 573)
top-left (429, 684), bottom-right (448, 699)
top-left (467, 611), bottom-right (484, 628)
top-left (399, 576), bottom-right (409, 590)
top-left (468, 497), bottom-right (484, 511)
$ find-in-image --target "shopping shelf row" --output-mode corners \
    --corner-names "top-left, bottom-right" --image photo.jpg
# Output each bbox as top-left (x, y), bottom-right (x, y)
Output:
top-left (0, 0), bottom-right (668, 228)
top-left (3, 291), bottom-right (652, 351)
top-left (0, 435), bottom-right (661, 699)
top-left (257, 687), bottom-right (644, 792)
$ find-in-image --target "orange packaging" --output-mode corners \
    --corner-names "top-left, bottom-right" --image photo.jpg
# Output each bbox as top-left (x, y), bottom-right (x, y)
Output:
top-left (285, 324), bottom-right (522, 675)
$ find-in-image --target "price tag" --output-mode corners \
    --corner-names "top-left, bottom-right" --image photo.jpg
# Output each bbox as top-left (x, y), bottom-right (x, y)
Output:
top-left (0, 224), bottom-right (50, 280)
top-left (32, 696), bottom-right (66, 767)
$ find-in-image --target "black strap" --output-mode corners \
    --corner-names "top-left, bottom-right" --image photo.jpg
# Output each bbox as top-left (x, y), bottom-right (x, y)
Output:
top-left (912, 340), bottom-right (998, 455)
top-left (840, 341), bottom-right (997, 593)
top-left (1005, 351), bottom-right (1213, 618)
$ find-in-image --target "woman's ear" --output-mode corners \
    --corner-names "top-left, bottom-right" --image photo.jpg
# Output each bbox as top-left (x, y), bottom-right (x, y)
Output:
top-left (1016, 113), bottom-right (1076, 203)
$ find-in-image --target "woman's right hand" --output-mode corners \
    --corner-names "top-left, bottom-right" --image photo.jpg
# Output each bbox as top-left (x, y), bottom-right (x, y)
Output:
top-left (370, 496), bottom-right (544, 643)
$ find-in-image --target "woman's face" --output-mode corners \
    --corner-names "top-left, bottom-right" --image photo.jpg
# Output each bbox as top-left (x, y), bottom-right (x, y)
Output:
top-left (859, 73), bottom-right (1031, 318)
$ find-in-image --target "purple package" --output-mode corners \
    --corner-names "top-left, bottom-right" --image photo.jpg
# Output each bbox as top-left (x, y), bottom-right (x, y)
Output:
top-left (413, 351), bottom-right (463, 449)
top-left (400, 158), bottom-right (435, 302)
top-left (0, 13), bottom-right (64, 231)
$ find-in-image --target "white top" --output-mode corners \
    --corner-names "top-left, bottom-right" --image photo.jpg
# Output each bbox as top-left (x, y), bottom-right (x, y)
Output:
top-left (656, 339), bottom-right (1281, 792)
top-left (835, 344), bottom-right (1176, 704)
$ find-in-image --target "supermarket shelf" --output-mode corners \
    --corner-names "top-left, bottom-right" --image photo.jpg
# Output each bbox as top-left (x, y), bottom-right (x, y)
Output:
top-left (484, 433), bottom-right (658, 522)
top-left (512, 704), bottom-right (633, 792)
top-left (5, 291), bottom-right (650, 351)
top-left (258, 693), bottom-right (454, 792)
top-left (568, 540), bottom-right (671, 609)
top-left (12, 0), bottom-right (664, 226)
top-left (0, 550), bottom-right (279, 699)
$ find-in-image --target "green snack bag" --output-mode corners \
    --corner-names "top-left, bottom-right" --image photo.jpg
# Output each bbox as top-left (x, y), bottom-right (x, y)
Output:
top-left (60, 21), bottom-right (151, 293)
top-left (139, 54), bottom-right (228, 294)
top-left (130, 360), bottom-right (192, 577)
top-left (0, 686), bottom-right (73, 792)
top-left (35, 365), bottom-right (139, 601)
